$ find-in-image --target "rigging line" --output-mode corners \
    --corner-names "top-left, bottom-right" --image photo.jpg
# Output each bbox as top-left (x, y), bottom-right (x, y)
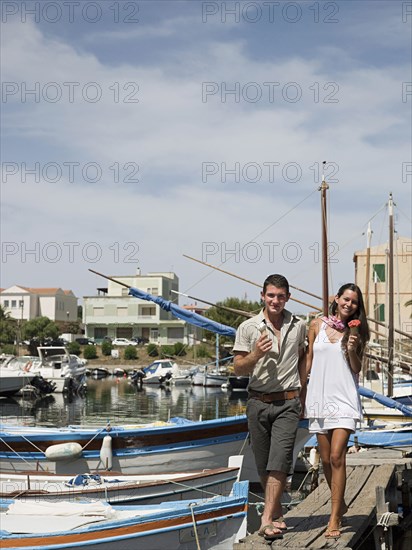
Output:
top-left (183, 187), bottom-right (318, 294)
top-left (395, 206), bottom-right (412, 223)
top-left (364, 203), bottom-right (387, 226)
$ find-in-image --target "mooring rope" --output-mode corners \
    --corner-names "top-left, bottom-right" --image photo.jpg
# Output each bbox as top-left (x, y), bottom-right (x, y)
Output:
top-left (0, 437), bottom-right (34, 467)
top-left (189, 502), bottom-right (201, 550)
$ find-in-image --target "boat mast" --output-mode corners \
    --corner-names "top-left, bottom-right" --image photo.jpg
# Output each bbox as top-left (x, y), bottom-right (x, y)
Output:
top-left (387, 193), bottom-right (394, 397)
top-left (320, 162), bottom-right (329, 316)
top-left (364, 222), bottom-right (372, 318)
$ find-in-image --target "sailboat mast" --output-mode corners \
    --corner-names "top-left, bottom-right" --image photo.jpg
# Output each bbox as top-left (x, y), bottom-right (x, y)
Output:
top-left (364, 222), bottom-right (372, 317)
top-left (320, 162), bottom-right (329, 316)
top-left (387, 193), bottom-right (394, 396)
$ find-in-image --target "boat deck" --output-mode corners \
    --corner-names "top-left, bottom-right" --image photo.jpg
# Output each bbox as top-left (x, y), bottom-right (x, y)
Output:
top-left (236, 462), bottom-right (407, 549)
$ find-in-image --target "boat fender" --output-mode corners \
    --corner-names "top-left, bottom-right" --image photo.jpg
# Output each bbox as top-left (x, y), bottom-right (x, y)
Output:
top-left (100, 435), bottom-right (113, 470)
top-left (24, 361), bottom-right (32, 372)
top-left (308, 447), bottom-right (320, 469)
top-left (45, 442), bottom-right (83, 461)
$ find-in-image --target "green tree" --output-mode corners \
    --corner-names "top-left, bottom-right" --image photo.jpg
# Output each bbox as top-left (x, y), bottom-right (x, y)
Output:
top-left (0, 305), bottom-right (18, 345)
top-left (67, 341), bottom-right (81, 355)
top-left (101, 341), bottom-right (112, 356)
top-left (22, 316), bottom-right (60, 354)
top-left (173, 342), bottom-right (186, 356)
top-left (406, 299), bottom-right (412, 318)
top-left (83, 345), bottom-right (98, 360)
top-left (124, 346), bottom-right (137, 360)
top-left (205, 297), bottom-right (261, 345)
top-left (147, 343), bottom-right (159, 357)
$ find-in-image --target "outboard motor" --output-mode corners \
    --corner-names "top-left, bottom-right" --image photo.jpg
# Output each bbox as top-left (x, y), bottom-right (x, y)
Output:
top-left (29, 376), bottom-right (57, 396)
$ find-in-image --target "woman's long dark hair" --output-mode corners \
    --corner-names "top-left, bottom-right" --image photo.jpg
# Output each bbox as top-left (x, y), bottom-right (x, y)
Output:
top-left (330, 283), bottom-right (370, 358)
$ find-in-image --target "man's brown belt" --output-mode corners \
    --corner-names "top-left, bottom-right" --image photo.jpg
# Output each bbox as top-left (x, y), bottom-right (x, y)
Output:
top-left (248, 389), bottom-right (300, 403)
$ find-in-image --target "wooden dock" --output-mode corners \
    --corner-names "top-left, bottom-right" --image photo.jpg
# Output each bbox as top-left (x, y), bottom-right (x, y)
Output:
top-left (235, 463), bottom-right (403, 549)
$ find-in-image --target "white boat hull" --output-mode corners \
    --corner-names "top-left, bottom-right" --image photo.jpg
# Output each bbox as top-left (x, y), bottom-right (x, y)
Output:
top-left (0, 370), bottom-right (34, 397)
top-left (0, 481), bottom-right (249, 550)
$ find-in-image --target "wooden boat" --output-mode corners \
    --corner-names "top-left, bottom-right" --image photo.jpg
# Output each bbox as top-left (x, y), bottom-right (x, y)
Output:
top-left (0, 456), bottom-right (243, 505)
top-left (0, 415), bottom-right (258, 479)
top-left (0, 416), bottom-right (311, 484)
top-left (305, 422), bottom-right (412, 453)
top-left (0, 480), bottom-right (248, 550)
top-left (192, 367), bottom-right (227, 387)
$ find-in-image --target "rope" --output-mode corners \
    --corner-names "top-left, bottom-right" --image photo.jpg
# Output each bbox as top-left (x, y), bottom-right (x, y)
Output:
top-left (377, 512), bottom-right (398, 530)
top-left (81, 423), bottom-right (112, 451)
top-left (189, 502), bottom-right (201, 550)
top-left (0, 437), bottom-right (37, 467)
top-left (19, 434), bottom-right (45, 454)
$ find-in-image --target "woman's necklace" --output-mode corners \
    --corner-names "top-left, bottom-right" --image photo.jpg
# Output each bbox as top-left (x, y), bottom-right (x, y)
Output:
top-left (322, 315), bottom-right (346, 331)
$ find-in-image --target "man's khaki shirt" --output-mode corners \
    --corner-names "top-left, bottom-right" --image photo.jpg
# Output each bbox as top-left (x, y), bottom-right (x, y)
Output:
top-left (233, 309), bottom-right (306, 393)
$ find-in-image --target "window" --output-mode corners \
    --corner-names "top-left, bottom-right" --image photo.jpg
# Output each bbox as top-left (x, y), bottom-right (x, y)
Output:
top-left (141, 306), bottom-right (155, 316)
top-left (167, 327), bottom-right (184, 342)
top-left (150, 328), bottom-right (159, 340)
top-left (4, 300), bottom-right (9, 307)
top-left (94, 328), bottom-right (108, 339)
top-left (11, 300), bottom-right (16, 308)
top-left (372, 264), bottom-right (385, 283)
top-left (19, 300), bottom-right (24, 308)
top-left (375, 304), bottom-right (385, 322)
top-left (117, 328), bottom-right (132, 338)
top-left (146, 288), bottom-right (158, 296)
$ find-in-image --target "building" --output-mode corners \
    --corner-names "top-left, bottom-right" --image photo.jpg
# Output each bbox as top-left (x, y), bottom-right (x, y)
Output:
top-left (0, 286), bottom-right (78, 324)
top-left (83, 272), bottom-right (204, 345)
top-left (353, 236), bottom-right (412, 335)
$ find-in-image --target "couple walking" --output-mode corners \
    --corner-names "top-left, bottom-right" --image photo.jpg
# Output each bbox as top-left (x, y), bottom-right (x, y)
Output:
top-left (233, 274), bottom-right (369, 541)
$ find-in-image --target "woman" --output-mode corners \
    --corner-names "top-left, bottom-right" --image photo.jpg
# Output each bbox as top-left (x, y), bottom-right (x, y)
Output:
top-left (305, 283), bottom-right (369, 539)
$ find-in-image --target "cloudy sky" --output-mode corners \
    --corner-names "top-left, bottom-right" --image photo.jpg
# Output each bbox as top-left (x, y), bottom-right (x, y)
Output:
top-left (1, 0), bottom-right (411, 313)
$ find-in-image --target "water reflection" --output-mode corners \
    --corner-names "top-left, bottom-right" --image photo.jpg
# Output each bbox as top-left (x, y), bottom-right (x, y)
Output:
top-left (0, 378), bottom-right (247, 427)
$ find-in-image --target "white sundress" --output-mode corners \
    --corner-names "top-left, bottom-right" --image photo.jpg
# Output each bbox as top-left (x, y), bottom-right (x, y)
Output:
top-left (305, 321), bottom-right (362, 434)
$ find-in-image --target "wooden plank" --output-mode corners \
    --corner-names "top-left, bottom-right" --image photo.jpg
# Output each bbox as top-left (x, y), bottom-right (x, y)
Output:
top-left (313, 463), bottom-right (396, 549)
top-left (277, 466), bottom-right (374, 548)
top-left (237, 464), bottom-right (396, 550)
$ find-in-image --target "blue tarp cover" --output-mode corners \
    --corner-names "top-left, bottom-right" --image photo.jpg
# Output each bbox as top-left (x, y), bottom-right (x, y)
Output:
top-left (128, 287), bottom-right (236, 337)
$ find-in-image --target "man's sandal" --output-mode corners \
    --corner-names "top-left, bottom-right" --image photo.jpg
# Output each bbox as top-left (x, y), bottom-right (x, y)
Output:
top-left (258, 524), bottom-right (284, 541)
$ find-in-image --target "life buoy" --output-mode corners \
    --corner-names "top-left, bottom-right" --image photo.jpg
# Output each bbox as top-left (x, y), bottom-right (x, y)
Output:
top-left (24, 361), bottom-right (33, 372)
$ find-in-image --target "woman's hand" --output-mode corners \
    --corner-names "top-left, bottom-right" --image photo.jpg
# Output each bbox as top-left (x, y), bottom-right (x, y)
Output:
top-left (347, 334), bottom-right (359, 353)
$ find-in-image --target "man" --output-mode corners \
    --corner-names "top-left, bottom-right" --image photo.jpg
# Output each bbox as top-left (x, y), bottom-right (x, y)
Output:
top-left (233, 274), bottom-right (307, 540)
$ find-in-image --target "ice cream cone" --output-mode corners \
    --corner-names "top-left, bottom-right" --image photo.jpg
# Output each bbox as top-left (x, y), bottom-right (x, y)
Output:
top-left (349, 326), bottom-right (359, 336)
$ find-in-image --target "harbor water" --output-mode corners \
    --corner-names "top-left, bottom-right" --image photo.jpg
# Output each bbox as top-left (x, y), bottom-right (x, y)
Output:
top-left (0, 378), bottom-right (248, 428)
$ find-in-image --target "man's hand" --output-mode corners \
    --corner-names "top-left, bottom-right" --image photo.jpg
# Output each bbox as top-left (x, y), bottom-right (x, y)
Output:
top-left (255, 334), bottom-right (272, 359)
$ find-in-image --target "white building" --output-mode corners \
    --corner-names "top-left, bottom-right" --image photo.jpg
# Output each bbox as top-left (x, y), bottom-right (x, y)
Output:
top-left (353, 236), bottom-right (412, 336)
top-left (0, 286), bottom-right (78, 323)
top-left (83, 272), bottom-right (203, 345)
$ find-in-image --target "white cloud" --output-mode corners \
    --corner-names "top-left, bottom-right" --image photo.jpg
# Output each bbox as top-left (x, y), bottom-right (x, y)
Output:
top-left (1, 13), bottom-right (411, 310)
